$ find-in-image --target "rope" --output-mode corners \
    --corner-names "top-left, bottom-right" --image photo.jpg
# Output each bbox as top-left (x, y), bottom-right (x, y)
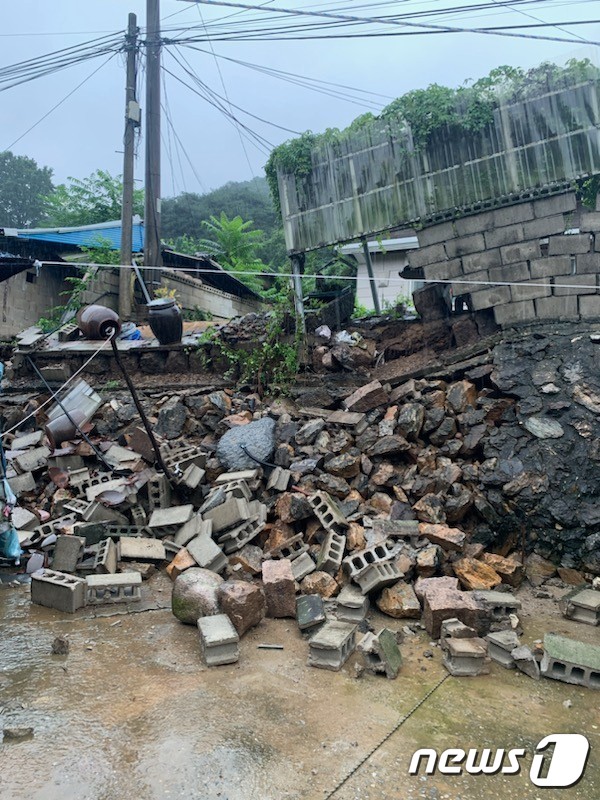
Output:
top-left (0, 337), bottom-right (112, 440)
top-left (322, 673), bottom-right (451, 799)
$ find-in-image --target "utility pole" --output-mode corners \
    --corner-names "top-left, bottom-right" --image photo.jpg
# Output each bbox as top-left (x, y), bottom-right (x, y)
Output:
top-left (144, 0), bottom-right (162, 279)
top-left (120, 12), bottom-right (139, 321)
top-left (361, 237), bottom-right (381, 314)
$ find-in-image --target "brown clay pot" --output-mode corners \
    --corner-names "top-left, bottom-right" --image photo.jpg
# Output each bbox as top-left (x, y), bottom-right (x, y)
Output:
top-left (77, 305), bottom-right (121, 339)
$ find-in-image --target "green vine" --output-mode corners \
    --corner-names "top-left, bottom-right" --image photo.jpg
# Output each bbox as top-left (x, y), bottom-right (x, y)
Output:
top-left (265, 59), bottom-right (600, 212)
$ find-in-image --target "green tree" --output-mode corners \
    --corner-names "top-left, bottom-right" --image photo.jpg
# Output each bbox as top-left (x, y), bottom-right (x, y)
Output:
top-left (196, 212), bottom-right (267, 294)
top-left (43, 169), bottom-right (144, 227)
top-left (0, 150), bottom-right (54, 227)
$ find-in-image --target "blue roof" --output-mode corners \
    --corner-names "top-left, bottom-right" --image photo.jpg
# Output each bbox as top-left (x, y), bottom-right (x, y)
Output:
top-left (13, 219), bottom-right (144, 252)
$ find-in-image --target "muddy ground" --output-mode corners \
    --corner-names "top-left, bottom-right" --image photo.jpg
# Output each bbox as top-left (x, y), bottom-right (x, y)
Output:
top-left (0, 576), bottom-right (598, 800)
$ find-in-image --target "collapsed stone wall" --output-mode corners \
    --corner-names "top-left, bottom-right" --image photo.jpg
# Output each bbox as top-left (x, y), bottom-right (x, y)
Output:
top-left (407, 191), bottom-right (600, 327)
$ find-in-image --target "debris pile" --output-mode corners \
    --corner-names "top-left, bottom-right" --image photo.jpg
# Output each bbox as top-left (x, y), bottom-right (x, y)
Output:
top-left (2, 357), bottom-right (599, 683)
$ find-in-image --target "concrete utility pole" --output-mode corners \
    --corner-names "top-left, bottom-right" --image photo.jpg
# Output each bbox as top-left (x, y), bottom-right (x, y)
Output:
top-left (361, 237), bottom-right (381, 314)
top-left (120, 12), bottom-right (139, 321)
top-left (144, 0), bottom-right (162, 278)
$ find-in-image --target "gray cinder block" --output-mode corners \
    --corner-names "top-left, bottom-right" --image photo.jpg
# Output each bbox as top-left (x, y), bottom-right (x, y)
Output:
top-left (308, 621), bottom-right (356, 671)
top-left (198, 614), bottom-right (239, 666)
top-left (86, 572), bottom-right (142, 605)
top-left (31, 569), bottom-right (86, 613)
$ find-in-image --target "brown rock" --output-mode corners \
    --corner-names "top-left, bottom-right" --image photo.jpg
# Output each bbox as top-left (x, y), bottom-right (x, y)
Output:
top-left (166, 547), bottom-right (196, 581)
top-left (525, 553), bottom-right (557, 586)
top-left (557, 567), bottom-right (587, 586)
top-left (419, 523), bottom-right (466, 552)
top-left (225, 412), bottom-right (253, 427)
top-left (343, 380), bottom-right (389, 413)
top-left (217, 580), bottom-right (266, 636)
top-left (346, 522), bottom-right (366, 552)
top-left (413, 494), bottom-right (446, 524)
top-left (371, 462), bottom-right (396, 486)
top-left (316, 474), bottom-right (351, 498)
top-left (377, 582), bottom-right (421, 618)
top-left (300, 570), bottom-right (339, 598)
top-left (262, 559), bottom-right (296, 617)
top-left (481, 553), bottom-right (525, 587)
top-left (454, 558), bottom-right (501, 590)
top-left (368, 492), bottom-right (393, 515)
top-left (325, 453), bottom-right (360, 479)
top-left (229, 544), bottom-right (263, 576)
top-left (414, 575), bottom-right (460, 601)
top-left (423, 586), bottom-right (488, 638)
top-left (275, 492), bottom-right (313, 523)
top-left (416, 545), bottom-right (441, 578)
top-left (446, 381), bottom-right (478, 414)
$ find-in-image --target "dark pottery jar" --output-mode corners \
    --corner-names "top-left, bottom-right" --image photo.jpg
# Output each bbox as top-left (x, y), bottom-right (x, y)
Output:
top-left (147, 298), bottom-right (183, 345)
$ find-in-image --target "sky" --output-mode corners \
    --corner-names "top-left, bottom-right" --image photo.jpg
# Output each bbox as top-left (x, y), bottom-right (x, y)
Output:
top-left (1, 0), bottom-right (599, 197)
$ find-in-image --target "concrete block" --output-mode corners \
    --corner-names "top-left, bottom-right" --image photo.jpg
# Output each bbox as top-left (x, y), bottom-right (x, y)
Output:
top-left (579, 211), bottom-right (600, 232)
top-left (540, 633), bottom-right (600, 689)
top-left (266, 533), bottom-right (308, 561)
top-left (82, 501), bottom-right (128, 525)
top-left (494, 300), bottom-right (537, 326)
top-left (355, 562), bottom-right (402, 595)
top-left (262, 559), bottom-right (296, 618)
top-left (210, 480), bottom-right (252, 501)
top-left (12, 430), bottom-right (44, 449)
top-left (8, 471), bottom-right (35, 497)
top-left (407, 243), bottom-right (447, 269)
top-left (296, 594), bottom-right (326, 630)
top-left (187, 533), bottom-right (227, 574)
top-left (342, 539), bottom-right (396, 579)
top-left (574, 253), bottom-right (600, 274)
top-left (336, 583), bottom-right (370, 623)
top-left (532, 193), bottom-right (576, 218)
top-left (357, 629), bottom-right (402, 679)
top-left (511, 645), bottom-right (540, 680)
top-left (118, 538), bottom-right (166, 562)
top-left (215, 469), bottom-right (259, 484)
top-left (470, 285), bottom-right (511, 311)
top-left (443, 637), bottom-right (490, 676)
top-left (510, 281), bottom-right (551, 302)
top-left (216, 516), bottom-right (265, 555)
top-left (105, 525), bottom-right (147, 540)
top-left (63, 498), bottom-right (89, 519)
top-left (86, 572), bottom-right (142, 605)
top-left (198, 614), bottom-right (239, 666)
top-left (488, 261), bottom-right (530, 284)
top-left (529, 255), bottom-right (573, 279)
top-left (462, 248), bottom-right (502, 272)
top-left (417, 220), bottom-right (456, 246)
top-left (148, 505), bottom-right (194, 537)
top-left (11, 507), bottom-right (38, 531)
top-left (522, 214), bottom-right (566, 239)
top-left (493, 202), bottom-right (534, 226)
top-left (52, 535), bottom-right (85, 572)
top-left (454, 211), bottom-right (494, 237)
top-left (31, 569), bottom-right (86, 613)
top-left (554, 274), bottom-right (597, 296)
top-left (450, 269), bottom-right (488, 296)
top-left (548, 233), bottom-right (591, 255)
top-left (486, 630), bottom-right (520, 668)
top-left (535, 295), bottom-right (579, 320)
top-left (579, 295), bottom-right (600, 317)
top-left (266, 467), bottom-right (291, 493)
top-left (130, 505), bottom-right (147, 527)
top-left (483, 224), bottom-right (524, 250)
top-left (14, 446), bottom-right (50, 474)
top-left (203, 497), bottom-right (251, 534)
top-left (175, 515), bottom-right (212, 547)
top-left (371, 518), bottom-right (420, 545)
top-left (423, 257), bottom-right (463, 281)
top-left (181, 464), bottom-right (205, 490)
top-left (308, 491), bottom-right (348, 534)
top-left (147, 472), bottom-right (171, 511)
top-left (445, 233), bottom-right (485, 259)
top-left (316, 530), bottom-right (347, 575)
top-left (473, 590), bottom-right (521, 620)
top-left (93, 537), bottom-right (118, 574)
top-left (560, 588), bottom-right (600, 626)
top-left (308, 621), bottom-right (356, 671)
top-left (440, 618), bottom-right (477, 644)
top-left (500, 241), bottom-right (541, 265)
top-left (291, 551), bottom-right (316, 581)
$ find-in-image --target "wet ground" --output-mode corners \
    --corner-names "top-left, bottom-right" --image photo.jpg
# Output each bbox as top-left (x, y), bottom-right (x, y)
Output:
top-left (1, 575), bottom-right (598, 800)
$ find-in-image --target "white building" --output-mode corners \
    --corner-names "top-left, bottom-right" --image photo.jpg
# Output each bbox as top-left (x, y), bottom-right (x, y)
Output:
top-left (338, 236), bottom-right (422, 311)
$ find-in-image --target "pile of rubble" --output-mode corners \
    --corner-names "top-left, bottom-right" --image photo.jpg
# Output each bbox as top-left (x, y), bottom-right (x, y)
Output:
top-left (2, 363), bottom-right (599, 684)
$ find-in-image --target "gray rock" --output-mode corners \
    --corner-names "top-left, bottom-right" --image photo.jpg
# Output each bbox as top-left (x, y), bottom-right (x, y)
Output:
top-left (523, 416), bottom-right (564, 439)
top-left (216, 417), bottom-right (276, 470)
top-left (155, 397), bottom-right (188, 440)
top-left (172, 567), bottom-right (224, 625)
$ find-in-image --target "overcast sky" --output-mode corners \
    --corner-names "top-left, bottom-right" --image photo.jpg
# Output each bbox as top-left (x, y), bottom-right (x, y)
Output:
top-left (2, 0), bottom-right (599, 197)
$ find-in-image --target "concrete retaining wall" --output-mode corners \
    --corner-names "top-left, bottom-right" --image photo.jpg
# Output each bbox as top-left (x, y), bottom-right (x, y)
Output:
top-left (408, 192), bottom-right (600, 327)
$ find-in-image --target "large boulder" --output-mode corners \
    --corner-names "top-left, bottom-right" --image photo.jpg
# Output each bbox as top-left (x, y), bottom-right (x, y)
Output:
top-left (216, 416), bottom-right (276, 470)
top-left (217, 580), bottom-right (266, 636)
top-left (172, 568), bottom-right (224, 625)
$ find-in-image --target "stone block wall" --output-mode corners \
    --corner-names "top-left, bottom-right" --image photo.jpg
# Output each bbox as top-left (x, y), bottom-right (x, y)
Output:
top-left (0, 265), bottom-right (71, 340)
top-left (407, 192), bottom-right (600, 327)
